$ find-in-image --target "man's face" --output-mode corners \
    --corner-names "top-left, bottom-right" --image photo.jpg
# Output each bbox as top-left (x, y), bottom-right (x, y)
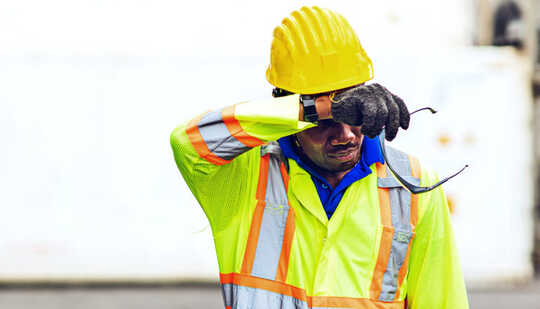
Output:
top-left (295, 119), bottom-right (363, 173)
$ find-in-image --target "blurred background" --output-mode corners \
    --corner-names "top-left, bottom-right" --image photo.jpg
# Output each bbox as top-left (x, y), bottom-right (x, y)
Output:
top-left (2, 0), bottom-right (540, 308)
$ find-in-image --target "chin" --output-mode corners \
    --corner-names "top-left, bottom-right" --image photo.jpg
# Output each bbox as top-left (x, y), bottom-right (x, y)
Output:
top-left (327, 160), bottom-right (357, 173)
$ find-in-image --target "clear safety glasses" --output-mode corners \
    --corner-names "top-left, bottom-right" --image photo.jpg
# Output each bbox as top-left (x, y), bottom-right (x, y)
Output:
top-left (377, 107), bottom-right (468, 194)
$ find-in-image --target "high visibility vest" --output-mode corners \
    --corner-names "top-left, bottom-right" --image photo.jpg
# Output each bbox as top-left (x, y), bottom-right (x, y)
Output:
top-left (170, 97), bottom-right (469, 309)
top-left (220, 142), bottom-right (420, 309)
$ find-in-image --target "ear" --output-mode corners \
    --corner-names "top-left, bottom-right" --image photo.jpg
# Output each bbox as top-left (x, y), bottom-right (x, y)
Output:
top-left (292, 135), bottom-right (304, 152)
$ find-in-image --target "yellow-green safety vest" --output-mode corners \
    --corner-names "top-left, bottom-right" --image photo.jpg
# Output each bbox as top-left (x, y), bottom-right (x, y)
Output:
top-left (170, 95), bottom-right (469, 309)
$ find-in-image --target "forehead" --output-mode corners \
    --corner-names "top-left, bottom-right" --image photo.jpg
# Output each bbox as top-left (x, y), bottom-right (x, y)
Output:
top-left (317, 119), bottom-right (340, 127)
top-left (298, 120), bottom-right (362, 138)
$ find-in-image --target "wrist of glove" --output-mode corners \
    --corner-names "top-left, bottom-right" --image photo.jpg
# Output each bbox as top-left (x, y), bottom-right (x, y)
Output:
top-left (330, 83), bottom-right (410, 141)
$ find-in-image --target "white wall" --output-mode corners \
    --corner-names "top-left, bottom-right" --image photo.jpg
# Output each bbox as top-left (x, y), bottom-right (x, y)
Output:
top-left (2, 0), bottom-right (533, 285)
top-left (386, 47), bottom-right (535, 286)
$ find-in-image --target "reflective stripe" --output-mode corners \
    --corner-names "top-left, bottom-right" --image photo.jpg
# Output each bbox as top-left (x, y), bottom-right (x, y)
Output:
top-left (186, 112), bottom-right (231, 165)
top-left (384, 147), bottom-right (411, 175)
top-left (256, 155), bottom-right (270, 200)
top-left (280, 162), bottom-right (290, 192)
top-left (186, 106), bottom-right (264, 164)
top-left (381, 184), bottom-right (413, 302)
top-left (373, 147), bottom-right (421, 302)
top-left (393, 155), bottom-right (421, 301)
top-left (408, 155), bottom-right (421, 228)
top-left (377, 147), bottom-right (421, 189)
top-left (370, 187), bottom-right (393, 299)
top-left (251, 153), bottom-right (293, 280)
top-left (235, 145), bottom-right (419, 307)
top-left (377, 176), bottom-right (420, 188)
top-left (222, 105), bottom-right (264, 147)
top-left (222, 282), bottom-right (309, 309)
top-left (265, 155), bottom-right (289, 205)
top-left (312, 296), bottom-right (403, 309)
top-left (276, 206), bottom-right (295, 282)
top-left (241, 200), bottom-right (266, 275)
top-left (220, 273), bottom-right (405, 309)
top-left (221, 273), bottom-right (308, 304)
top-left (393, 233), bottom-right (415, 301)
top-left (276, 161), bottom-right (295, 282)
top-left (376, 162), bottom-right (387, 178)
top-left (198, 108), bottom-right (251, 160)
top-left (242, 145), bottom-right (295, 281)
top-left (241, 155), bottom-right (269, 274)
top-left (251, 203), bottom-right (290, 279)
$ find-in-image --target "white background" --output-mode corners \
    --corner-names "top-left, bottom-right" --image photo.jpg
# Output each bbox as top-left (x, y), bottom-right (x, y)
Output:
top-left (1, 0), bottom-right (534, 284)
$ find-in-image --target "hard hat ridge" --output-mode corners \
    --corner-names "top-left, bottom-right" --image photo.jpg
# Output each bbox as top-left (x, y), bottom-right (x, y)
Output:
top-left (266, 6), bottom-right (373, 94)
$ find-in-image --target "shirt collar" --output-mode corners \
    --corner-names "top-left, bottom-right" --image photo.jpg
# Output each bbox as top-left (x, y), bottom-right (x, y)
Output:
top-left (277, 134), bottom-right (384, 184)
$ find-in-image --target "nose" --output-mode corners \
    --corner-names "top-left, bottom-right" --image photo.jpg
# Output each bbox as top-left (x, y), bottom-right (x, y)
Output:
top-left (329, 122), bottom-right (357, 146)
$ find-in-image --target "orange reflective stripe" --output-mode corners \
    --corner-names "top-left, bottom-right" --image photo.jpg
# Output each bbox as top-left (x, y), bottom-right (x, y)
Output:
top-left (222, 105), bottom-right (264, 147)
top-left (370, 226), bottom-right (394, 300)
top-left (311, 295), bottom-right (403, 309)
top-left (275, 160), bottom-right (292, 282)
top-left (220, 272), bottom-right (308, 303)
top-left (185, 112), bottom-right (231, 165)
top-left (408, 155), bottom-right (421, 178)
top-left (275, 206), bottom-right (295, 282)
top-left (241, 200), bottom-right (265, 274)
top-left (410, 193), bottom-right (418, 229)
top-left (370, 187), bottom-right (394, 300)
top-left (220, 272), bottom-right (404, 309)
top-left (241, 155), bottom-right (269, 274)
top-left (256, 154), bottom-right (269, 200)
top-left (378, 188), bottom-right (392, 226)
top-left (376, 162), bottom-right (387, 178)
top-left (408, 155), bottom-right (421, 228)
top-left (279, 161), bottom-right (289, 192)
top-left (393, 232), bottom-right (415, 301)
top-left (393, 155), bottom-right (421, 300)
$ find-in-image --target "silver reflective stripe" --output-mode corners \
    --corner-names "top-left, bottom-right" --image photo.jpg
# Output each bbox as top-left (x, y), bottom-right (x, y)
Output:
top-left (251, 154), bottom-right (290, 280)
top-left (384, 147), bottom-right (411, 175)
top-left (221, 283), bottom-right (309, 309)
top-left (260, 142), bottom-right (282, 156)
top-left (377, 146), bottom-right (421, 188)
top-left (378, 176), bottom-right (420, 188)
top-left (197, 109), bottom-right (250, 160)
top-left (262, 141), bottom-right (289, 172)
top-left (265, 155), bottom-right (288, 206)
top-left (222, 283), bottom-right (401, 309)
top-left (377, 146), bottom-right (417, 301)
top-left (222, 283), bottom-right (234, 307)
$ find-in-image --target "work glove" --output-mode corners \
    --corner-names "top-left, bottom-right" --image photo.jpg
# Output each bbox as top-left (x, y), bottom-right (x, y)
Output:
top-left (330, 83), bottom-right (410, 141)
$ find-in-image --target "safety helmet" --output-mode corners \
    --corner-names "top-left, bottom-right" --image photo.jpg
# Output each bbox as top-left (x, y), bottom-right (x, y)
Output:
top-left (266, 6), bottom-right (374, 94)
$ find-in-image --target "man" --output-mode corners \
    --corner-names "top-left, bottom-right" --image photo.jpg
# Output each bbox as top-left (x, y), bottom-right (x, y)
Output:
top-left (171, 6), bottom-right (468, 309)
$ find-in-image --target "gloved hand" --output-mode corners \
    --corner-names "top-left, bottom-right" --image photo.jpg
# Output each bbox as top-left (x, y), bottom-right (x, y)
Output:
top-left (330, 83), bottom-right (410, 141)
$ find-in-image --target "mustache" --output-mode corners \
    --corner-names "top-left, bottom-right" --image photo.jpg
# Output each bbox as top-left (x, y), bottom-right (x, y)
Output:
top-left (328, 143), bottom-right (359, 153)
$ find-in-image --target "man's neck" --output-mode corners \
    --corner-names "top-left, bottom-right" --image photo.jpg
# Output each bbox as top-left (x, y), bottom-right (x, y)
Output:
top-left (296, 150), bottom-right (352, 189)
top-left (314, 167), bottom-right (351, 189)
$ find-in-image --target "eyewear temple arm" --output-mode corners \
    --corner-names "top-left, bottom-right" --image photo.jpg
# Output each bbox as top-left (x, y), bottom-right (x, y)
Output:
top-left (378, 107), bottom-right (469, 194)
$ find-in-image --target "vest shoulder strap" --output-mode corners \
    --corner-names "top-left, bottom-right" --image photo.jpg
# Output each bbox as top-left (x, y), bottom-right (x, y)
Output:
top-left (377, 146), bottom-right (421, 188)
top-left (372, 146), bottom-right (420, 302)
top-left (260, 141), bottom-right (289, 171)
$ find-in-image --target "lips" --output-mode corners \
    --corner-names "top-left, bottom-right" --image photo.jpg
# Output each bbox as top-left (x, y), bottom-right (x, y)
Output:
top-left (328, 148), bottom-right (357, 161)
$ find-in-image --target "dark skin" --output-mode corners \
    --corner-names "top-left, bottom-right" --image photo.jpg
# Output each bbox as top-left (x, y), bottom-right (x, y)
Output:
top-left (294, 119), bottom-right (364, 189)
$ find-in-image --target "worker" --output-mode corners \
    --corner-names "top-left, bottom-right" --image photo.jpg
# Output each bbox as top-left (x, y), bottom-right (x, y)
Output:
top-left (171, 6), bottom-right (468, 309)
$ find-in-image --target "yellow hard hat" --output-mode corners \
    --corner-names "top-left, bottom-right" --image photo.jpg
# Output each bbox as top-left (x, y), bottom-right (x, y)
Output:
top-left (266, 6), bottom-right (374, 94)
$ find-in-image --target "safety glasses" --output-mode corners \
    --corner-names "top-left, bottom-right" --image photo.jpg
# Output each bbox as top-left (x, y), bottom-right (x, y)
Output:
top-left (377, 107), bottom-right (468, 194)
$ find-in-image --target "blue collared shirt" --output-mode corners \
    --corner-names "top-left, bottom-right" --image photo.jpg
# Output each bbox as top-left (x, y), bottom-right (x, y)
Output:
top-left (277, 136), bottom-right (384, 219)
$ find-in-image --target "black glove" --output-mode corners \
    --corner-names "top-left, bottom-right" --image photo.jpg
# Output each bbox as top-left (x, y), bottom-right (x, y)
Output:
top-left (330, 83), bottom-right (410, 141)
